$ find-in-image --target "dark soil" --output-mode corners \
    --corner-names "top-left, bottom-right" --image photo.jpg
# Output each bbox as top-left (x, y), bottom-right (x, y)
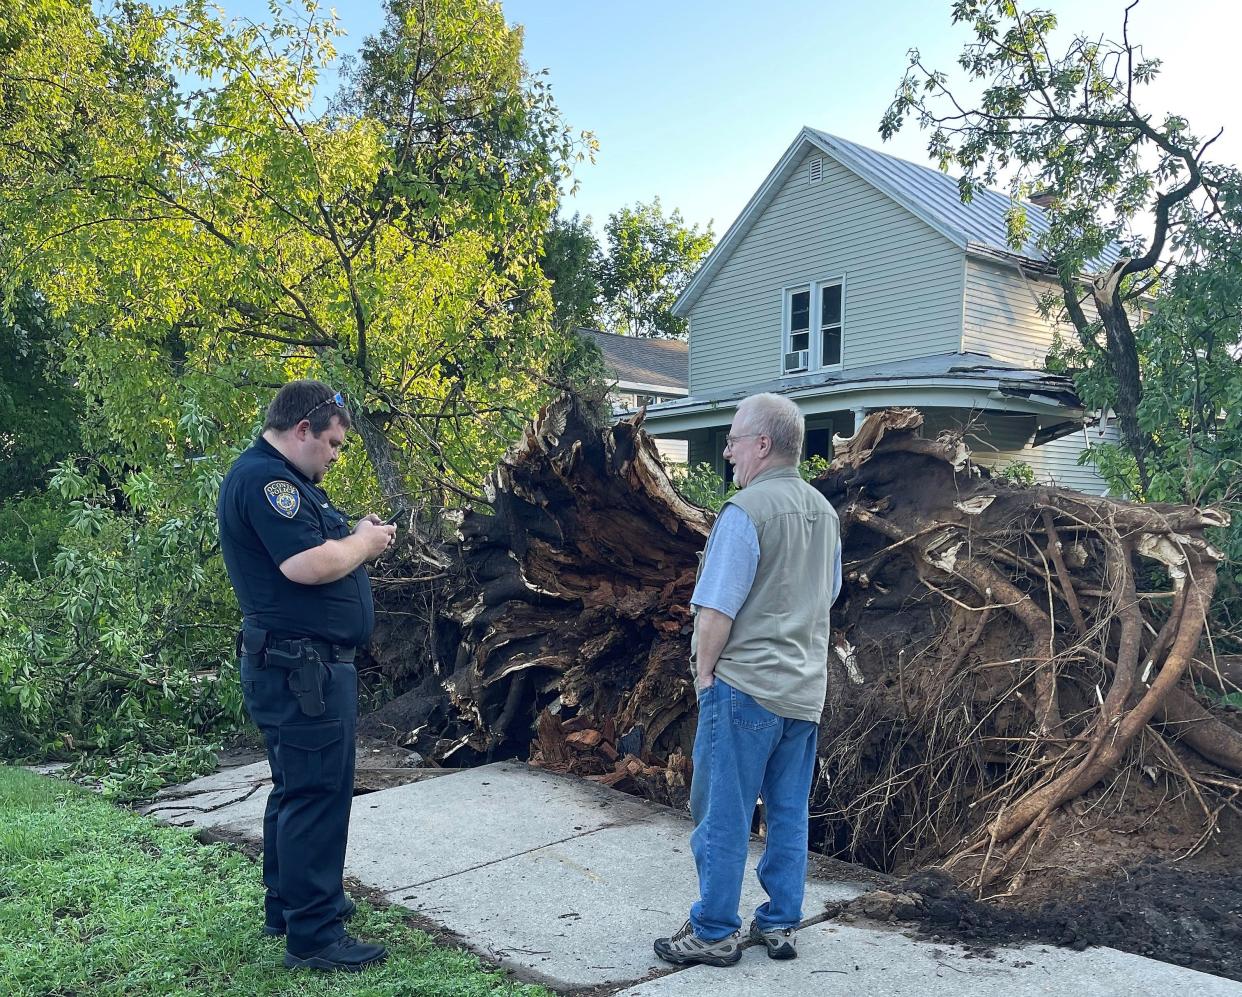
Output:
top-left (831, 864), bottom-right (1242, 983)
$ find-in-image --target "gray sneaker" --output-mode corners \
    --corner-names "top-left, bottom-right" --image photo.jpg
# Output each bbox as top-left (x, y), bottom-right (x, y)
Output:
top-left (654, 920), bottom-right (742, 966)
top-left (748, 919), bottom-right (797, 959)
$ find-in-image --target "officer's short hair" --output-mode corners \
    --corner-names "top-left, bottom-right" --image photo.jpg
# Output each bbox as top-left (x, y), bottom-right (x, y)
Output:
top-left (263, 380), bottom-right (352, 435)
top-left (738, 392), bottom-right (803, 462)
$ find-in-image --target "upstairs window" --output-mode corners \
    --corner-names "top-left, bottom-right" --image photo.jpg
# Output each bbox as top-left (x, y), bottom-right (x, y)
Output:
top-left (784, 289), bottom-right (811, 371)
top-left (821, 283), bottom-right (842, 367)
top-left (783, 280), bottom-right (844, 373)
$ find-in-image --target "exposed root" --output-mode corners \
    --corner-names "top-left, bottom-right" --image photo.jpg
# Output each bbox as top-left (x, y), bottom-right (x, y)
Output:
top-left (366, 399), bottom-right (1241, 891)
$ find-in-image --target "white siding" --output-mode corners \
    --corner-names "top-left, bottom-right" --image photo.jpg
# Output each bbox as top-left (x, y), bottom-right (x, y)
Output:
top-left (654, 438), bottom-right (688, 464)
top-left (688, 149), bottom-right (964, 394)
top-left (962, 258), bottom-right (1082, 365)
top-left (976, 423), bottom-right (1123, 495)
top-left (964, 259), bottom-right (1143, 368)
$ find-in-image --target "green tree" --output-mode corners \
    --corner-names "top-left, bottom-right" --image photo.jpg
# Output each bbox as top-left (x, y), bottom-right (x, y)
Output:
top-left (1, 0), bottom-right (588, 509)
top-left (881, 0), bottom-right (1225, 492)
top-left (0, 288), bottom-right (81, 501)
top-left (881, 0), bottom-right (1242, 638)
top-left (541, 210), bottom-right (603, 331)
top-left (0, 0), bottom-right (593, 772)
top-left (1081, 173), bottom-right (1242, 614)
top-left (600, 198), bottom-right (713, 339)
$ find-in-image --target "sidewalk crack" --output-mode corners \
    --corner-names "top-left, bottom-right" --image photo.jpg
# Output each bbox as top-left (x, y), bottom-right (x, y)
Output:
top-left (381, 818), bottom-right (647, 895)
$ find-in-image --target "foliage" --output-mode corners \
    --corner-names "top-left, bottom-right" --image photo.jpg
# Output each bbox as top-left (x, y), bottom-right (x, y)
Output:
top-left (670, 455), bottom-right (832, 512)
top-left (0, 0), bottom-right (590, 508)
top-left (669, 461), bottom-right (733, 512)
top-left (1076, 172), bottom-right (1242, 620)
top-left (75, 738), bottom-right (222, 802)
top-left (600, 198), bottom-right (714, 339)
top-left (0, 288), bottom-right (82, 500)
top-left (548, 341), bottom-right (614, 431)
top-left (539, 200), bottom-right (714, 341)
top-left (0, 0), bottom-right (597, 783)
top-left (799, 454), bottom-right (830, 482)
top-left (0, 454), bottom-right (245, 774)
top-left (881, 0), bottom-right (1226, 492)
top-left (541, 210), bottom-right (604, 331)
top-left (0, 491), bottom-right (73, 582)
top-left (995, 460), bottom-right (1036, 487)
top-left (0, 766), bottom-right (554, 996)
top-left (883, 0), bottom-right (1241, 643)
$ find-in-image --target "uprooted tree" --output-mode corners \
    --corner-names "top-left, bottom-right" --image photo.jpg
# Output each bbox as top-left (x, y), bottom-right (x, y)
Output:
top-left (366, 394), bottom-right (1241, 892)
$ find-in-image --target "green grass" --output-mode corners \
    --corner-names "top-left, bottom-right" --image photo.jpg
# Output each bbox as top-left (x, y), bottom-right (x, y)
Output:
top-left (0, 766), bottom-right (553, 997)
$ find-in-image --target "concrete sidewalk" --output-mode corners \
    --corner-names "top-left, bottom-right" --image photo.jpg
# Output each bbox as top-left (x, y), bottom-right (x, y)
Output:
top-left (144, 760), bottom-right (1242, 995)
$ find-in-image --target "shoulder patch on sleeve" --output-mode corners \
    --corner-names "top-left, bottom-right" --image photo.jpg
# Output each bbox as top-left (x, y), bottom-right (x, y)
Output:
top-left (264, 480), bottom-right (301, 519)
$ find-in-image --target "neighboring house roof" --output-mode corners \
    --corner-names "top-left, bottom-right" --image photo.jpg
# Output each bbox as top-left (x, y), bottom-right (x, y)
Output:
top-left (639, 352), bottom-right (1084, 440)
top-left (580, 328), bottom-right (688, 395)
top-left (674, 127), bottom-right (1124, 317)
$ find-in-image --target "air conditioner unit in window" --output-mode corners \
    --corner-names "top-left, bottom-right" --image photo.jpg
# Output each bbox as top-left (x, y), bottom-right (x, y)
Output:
top-left (783, 349), bottom-right (809, 373)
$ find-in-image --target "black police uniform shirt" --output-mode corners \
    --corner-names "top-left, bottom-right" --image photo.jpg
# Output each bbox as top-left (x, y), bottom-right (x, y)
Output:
top-left (217, 436), bottom-right (374, 647)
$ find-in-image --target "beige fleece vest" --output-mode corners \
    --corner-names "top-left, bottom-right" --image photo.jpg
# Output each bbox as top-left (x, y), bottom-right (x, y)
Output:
top-left (691, 464), bottom-right (839, 722)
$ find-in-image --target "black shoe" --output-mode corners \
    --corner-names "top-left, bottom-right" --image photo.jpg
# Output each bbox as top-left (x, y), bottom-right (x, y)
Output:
top-left (263, 899), bottom-right (358, 937)
top-left (284, 934), bottom-right (388, 972)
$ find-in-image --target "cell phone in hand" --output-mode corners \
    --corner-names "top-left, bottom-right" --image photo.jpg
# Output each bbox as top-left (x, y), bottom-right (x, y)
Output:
top-left (383, 510), bottom-right (401, 526)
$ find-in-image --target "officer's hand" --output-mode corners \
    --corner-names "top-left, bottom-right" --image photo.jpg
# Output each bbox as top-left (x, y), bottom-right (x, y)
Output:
top-left (354, 519), bottom-right (396, 559)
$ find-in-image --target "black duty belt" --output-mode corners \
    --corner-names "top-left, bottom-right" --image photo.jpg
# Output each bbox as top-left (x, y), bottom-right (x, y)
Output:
top-left (263, 637), bottom-right (357, 665)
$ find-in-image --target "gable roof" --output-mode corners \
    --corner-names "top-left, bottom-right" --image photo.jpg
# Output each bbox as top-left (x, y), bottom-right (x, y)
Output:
top-left (673, 127), bottom-right (1124, 316)
top-left (580, 328), bottom-right (688, 393)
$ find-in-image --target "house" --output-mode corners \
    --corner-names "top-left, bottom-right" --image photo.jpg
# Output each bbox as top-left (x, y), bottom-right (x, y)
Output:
top-left (580, 328), bottom-right (689, 462)
top-left (639, 128), bottom-right (1123, 493)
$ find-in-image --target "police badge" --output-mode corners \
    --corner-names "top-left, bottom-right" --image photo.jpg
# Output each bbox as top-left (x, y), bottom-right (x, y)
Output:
top-left (264, 480), bottom-right (301, 519)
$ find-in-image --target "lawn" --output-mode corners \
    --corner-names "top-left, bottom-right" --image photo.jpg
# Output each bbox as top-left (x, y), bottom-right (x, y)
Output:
top-left (0, 766), bottom-right (553, 997)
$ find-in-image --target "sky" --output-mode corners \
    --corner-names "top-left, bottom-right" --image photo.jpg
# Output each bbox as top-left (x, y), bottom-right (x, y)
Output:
top-left (214, 0), bottom-right (1240, 239)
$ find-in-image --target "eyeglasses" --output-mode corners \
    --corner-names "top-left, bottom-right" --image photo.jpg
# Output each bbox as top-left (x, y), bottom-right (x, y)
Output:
top-left (725, 433), bottom-right (759, 448)
top-left (299, 390), bottom-right (345, 424)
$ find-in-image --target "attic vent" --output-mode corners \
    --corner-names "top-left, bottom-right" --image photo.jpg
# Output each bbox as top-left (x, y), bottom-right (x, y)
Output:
top-left (809, 157), bottom-right (823, 184)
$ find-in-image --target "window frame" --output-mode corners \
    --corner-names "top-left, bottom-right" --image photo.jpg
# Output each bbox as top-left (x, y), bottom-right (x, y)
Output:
top-left (781, 276), bottom-right (845, 375)
top-left (819, 280), bottom-right (844, 369)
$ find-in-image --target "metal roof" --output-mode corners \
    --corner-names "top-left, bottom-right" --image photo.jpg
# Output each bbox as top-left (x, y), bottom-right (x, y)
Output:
top-left (807, 129), bottom-right (1123, 270)
top-left (580, 328), bottom-right (688, 392)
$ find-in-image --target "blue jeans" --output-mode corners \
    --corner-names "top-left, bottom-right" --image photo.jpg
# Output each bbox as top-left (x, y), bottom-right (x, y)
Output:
top-left (689, 678), bottom-right (818, 941)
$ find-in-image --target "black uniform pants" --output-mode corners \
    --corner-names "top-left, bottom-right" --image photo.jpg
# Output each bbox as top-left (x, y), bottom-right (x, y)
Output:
top-left (240, 654), bottom-right (357, 955)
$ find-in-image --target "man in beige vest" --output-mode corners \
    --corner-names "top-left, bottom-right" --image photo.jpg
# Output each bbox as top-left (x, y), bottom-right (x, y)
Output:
top-left (654, 393), bottom-right (840, 967)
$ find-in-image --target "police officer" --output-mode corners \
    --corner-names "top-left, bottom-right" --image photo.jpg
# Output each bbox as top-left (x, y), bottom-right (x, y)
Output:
top-left (217, 380), bottom-right (395, 972)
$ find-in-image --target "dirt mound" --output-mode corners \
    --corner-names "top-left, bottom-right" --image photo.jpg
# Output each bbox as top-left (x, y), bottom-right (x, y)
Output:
top-left (832, 864), bottom-right (1242, 982)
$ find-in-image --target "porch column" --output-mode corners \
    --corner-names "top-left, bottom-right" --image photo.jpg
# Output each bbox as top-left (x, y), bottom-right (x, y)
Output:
top-left (852, 406), bottom-right (869, 433)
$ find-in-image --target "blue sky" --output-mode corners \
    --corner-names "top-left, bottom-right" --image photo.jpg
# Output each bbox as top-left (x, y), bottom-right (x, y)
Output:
top-left (215, 0), bottom-right (1239, 238)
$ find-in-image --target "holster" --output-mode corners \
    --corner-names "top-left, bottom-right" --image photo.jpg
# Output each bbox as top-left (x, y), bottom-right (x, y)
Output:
top-left (266, 639), bottom-right (327, 718)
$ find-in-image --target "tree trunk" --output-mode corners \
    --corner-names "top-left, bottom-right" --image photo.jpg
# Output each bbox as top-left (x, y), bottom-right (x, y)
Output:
top-left (1092, 270), bottom-right (1150, 491)
top-left (352, 408), bottom-right (405, 509)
